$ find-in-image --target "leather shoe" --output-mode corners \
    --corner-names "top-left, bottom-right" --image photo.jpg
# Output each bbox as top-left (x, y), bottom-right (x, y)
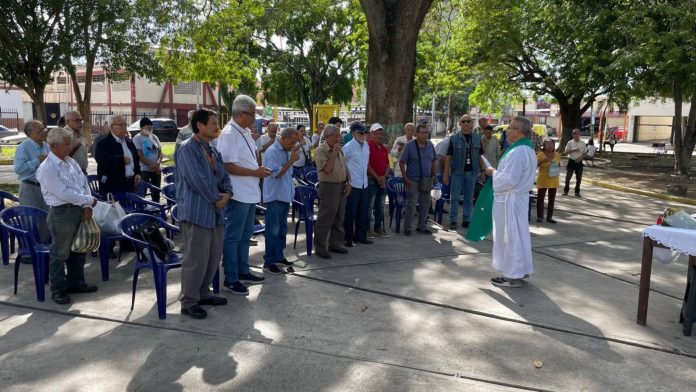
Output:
top-left (343, 241), bottom-right (354, 247)
top-left (357, 239), bottom-right (373, 244)
top-left (51, 291), bottom-right (71, 304)
top-left (316, 250), bottom-right (333, 259)
top-left (546, 218), bottom-right (557, 224)
top-left (328, 246), bottom-right (348, 254)
top-left (198, 296), bottom-right (228, 306)
top-left (404, 230), bottom-right (412, 236)
top-left (66, 284), bottom-right (98, 294)
top-left (181, 304), bottom-right (207, 319)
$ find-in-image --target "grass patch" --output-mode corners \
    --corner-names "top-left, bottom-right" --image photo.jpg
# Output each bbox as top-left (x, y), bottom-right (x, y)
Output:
top-left (0, 184), bottom-right (19, 195)
top-left (0, 146), bottom-right (17, 160)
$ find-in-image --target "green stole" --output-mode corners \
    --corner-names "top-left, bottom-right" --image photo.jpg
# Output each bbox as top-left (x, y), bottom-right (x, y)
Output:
top-left (465, 137), bottom-right (534, 242)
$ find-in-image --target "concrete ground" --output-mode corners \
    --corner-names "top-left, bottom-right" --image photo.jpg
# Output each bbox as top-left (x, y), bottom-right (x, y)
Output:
top-left (2, 169), bottom-right (696, 390)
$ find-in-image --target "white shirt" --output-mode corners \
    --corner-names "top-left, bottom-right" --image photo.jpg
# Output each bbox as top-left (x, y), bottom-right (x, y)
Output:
top-left (217, 119), bottom-right (261, 203)
top-left (391, 135), bottom-right (413, 177)
top-left (294, 136), bottom-right (312, 167)
top-left (342, 138), bottom-right (370, 189)
top-left (565, 139), bottom-right (586, 161)
top-left (112, 134), bottom-right (135, 176)
top-left (36, 152), bottom-right (93, 207)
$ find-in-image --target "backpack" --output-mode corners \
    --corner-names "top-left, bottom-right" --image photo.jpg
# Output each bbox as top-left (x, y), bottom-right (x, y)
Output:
top-left (132, 219), bottom-right (173, 262)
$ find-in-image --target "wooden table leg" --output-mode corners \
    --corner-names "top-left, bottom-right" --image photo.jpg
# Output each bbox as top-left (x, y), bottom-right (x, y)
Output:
top-left (637, 237), bottom-right (654, 325)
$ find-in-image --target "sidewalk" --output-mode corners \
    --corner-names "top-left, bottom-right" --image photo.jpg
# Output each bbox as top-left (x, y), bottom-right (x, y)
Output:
top-left (1, 175), bottom-right (696, 390)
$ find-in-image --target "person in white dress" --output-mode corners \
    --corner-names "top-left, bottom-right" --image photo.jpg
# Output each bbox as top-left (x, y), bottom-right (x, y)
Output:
top-left (484, 116), bottom-right (537, 288)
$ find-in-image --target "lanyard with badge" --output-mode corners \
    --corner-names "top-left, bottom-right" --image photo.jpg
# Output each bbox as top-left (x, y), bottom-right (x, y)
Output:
top-left (463, 134), bottom-right (472, 166)
top-left (230, 123), bottom-right (257, 159)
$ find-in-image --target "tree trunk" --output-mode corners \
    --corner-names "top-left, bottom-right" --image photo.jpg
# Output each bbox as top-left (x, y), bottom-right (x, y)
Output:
top-left (557, 100), bottom-right (583, 151)
top-left (360, 0), bottom-right (433, 133)
top-left (29, 86), bottom-right (47, 126)
top-left (680, 82), bottom-right (696, 176)
top-left (673, 78), bottom-right (685, 175)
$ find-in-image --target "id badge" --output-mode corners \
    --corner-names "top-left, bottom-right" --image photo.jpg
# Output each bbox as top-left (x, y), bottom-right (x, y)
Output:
top-left (466, 157), bottom-right (471, 165)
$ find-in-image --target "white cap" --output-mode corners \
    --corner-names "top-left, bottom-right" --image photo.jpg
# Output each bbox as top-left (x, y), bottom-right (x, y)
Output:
top-left (369, 123), bottom-right (384, 132)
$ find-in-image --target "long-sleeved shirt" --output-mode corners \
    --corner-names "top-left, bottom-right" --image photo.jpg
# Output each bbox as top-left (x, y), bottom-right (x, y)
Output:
top-left (14, 138), bottom-right (49, 182)
top-left (36, 152), bottom-right (93, 207)
top-left (342, 138), bottom-right (370, 189)
top-left (175, 136), bottom-right (233, 229)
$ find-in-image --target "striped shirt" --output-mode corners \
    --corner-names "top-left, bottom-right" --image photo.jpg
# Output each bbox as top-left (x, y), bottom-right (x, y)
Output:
top-left (174, 136), bottom-right (233, 229)
top-left (36, 152), bottom-right (93, 207)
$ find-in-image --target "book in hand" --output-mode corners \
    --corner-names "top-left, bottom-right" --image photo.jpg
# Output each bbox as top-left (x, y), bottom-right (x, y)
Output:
top-left (481, 155), bottom-right (493, 169)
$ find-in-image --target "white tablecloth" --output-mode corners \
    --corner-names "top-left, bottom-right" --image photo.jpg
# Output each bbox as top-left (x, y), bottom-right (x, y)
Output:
top-left (643, 225), bottom-right (696, 264)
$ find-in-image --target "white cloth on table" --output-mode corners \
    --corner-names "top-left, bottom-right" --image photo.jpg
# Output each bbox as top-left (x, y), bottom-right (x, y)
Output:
top-left (643, 225), bottom-right (696, 264)
top-left (491, 144), bottom-right (537, 279)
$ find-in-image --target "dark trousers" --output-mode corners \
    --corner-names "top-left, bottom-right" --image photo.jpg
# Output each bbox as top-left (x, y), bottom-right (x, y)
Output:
top-left (141, 171), bottom-right (162, 203)
top-left (344, 186), bottom-right (369, 243)
top-left (537, 188), bottom-right (557, 220)
top-left (48, 205), bottom-right (86, 293)
top-left (314, 182), bottom-right (346, 252)
top-left (564, 159), bottom-right (583, 195)
top-left (180, 222), bottom-right (223, 307)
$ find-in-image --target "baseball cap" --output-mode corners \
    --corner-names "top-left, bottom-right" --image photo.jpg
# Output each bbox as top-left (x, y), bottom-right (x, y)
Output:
top-left (350, 123), bottom-right (367, 133)
top-left (369, 123), bottom-right (384, 132)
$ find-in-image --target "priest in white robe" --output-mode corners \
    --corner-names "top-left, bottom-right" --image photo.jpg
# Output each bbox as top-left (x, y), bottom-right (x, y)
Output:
top-left (484, 116), bottom-right (537, 288)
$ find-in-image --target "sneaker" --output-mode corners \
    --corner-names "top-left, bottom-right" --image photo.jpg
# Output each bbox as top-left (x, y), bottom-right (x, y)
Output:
top-left (490, 277), bottom-right (522, 288)
top-left (239, 273), bottom-right (265, 285)
top-left (375, 229), bottom-right (390, 238)
top-left (263, 264), bottom-right (284, 274)
top-left (449, 223), bottom-right (457, 230)
top-left (366, 231), bottom-right (377, 239)
top-left (278, 258), bottom-right (293, 266)
top-left (223, 280), bottom-right (249, 295)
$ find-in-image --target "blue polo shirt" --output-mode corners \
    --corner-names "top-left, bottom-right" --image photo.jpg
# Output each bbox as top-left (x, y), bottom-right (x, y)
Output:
top-left (263, 140), bottom-right (295, 204)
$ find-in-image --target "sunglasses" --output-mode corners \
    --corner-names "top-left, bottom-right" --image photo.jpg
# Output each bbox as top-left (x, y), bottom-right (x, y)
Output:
top-left (460, 120), bottom-right (472, 123)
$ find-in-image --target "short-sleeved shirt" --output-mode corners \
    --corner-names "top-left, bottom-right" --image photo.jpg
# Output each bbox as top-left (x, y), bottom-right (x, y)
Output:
top-left (133, 133), bottom-right (162, 172)
top-left (368, 140), bottom-right (389, 178)
top-left (400, 140), bottom-right (437, 182)
top-left (342, 138), bottom-right (370, 189)
top-left (293, 136), bottom-right (312, 167)
top-left (314, 142), bottom-right (347, 183)
top-left (263, 140), bottom-right (294, 203)
top-left (216, 119), bottom-right (261, 203)
top-left (565, 139), bottom-right (586, 161)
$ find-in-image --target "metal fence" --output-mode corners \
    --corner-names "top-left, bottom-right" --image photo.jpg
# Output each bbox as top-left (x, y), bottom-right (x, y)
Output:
top-left (0, 108), bottom-right (20, 129)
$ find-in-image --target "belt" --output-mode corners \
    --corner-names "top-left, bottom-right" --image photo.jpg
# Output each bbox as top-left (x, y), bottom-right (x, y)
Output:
top-left (320, 181), bottom-right (346, 185)
top-left (22, 180), bottom-right (40, 187)
top-left (51, 204), bottom-right (80, 209)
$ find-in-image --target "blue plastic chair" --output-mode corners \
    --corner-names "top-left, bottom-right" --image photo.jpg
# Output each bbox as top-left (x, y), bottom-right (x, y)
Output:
top-left (303, 170), bottom-right (319, 187)
top-left (161, 166), bottom-right (175, 177)
top-left (0, 206), bottom-right (51, 301)
top-left (170, 206), bottom-right (220, 294)
top-left (86, 175), bottom-right (104, 200)
top-left (293, 186), bottom-right (317, 255)
top-left (161, 183), bottom-right (177, 220)
top-left (434, 174), bottom-right (451, 225)
top-left (112, 192), bottom-right (167, 220)
top-left (120, 213), bottom-right (184, 319)
top-left (162, 173), bottom-right (176, 184)
top-left (0, 191), bottom-right (19, 265)
top-left (387, 177), bottom-right (406, 233)
top-left (135, 180), bottom-right (161, 202)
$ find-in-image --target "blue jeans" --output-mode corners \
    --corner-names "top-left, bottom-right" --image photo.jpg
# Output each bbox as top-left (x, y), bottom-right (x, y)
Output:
top-left (344, 187), bottom-right (369, 243)
top-left (449, 171), bottom-right (476, 224)
top-left (367, 181), bottom-right (386, 231)
top-left (222, 200), bottom-right (255, 283)
top-left (263, 201), bottom-right (289, 266)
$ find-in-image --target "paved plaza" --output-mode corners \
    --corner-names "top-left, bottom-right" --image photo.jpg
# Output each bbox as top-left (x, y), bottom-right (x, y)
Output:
top-left (1, 168), bottom-right (696, 391)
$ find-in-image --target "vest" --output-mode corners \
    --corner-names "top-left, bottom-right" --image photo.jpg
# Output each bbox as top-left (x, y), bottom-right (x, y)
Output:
top-left (450, 132), bottom-right (481, 175)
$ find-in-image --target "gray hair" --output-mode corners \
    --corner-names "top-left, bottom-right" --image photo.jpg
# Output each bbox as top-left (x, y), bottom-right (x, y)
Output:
top-left (511, 116), bottom-right (532, 137)
top-left (46, 127), bottom-right (74, 146)
top-left (23, 120), bottom-right (43, 136)
top-left (187, 110), bottom-right (196, 119)
top-left (106, 114), bottom-right (125, 127)
top-left (231, 94), bottom-right (257, 116)
top-left (404, 123), bottom-right (415, 130)
top-left (64, 110), bottom-right (81, 122)
top-left (280, 127), bottom-right (299, 139)
top-left (322, 124), bottom-right (339, 138)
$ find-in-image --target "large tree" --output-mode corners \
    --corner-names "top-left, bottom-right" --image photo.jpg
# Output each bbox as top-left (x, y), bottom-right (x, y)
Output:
top-left (460, 0), bottom-right (628, 149)
top-left (0, 0), bottom-right (70, 124)
top-left (618, 0), bottom-right (696, 175)
top-left (359, 0), bottom-right (434, 130)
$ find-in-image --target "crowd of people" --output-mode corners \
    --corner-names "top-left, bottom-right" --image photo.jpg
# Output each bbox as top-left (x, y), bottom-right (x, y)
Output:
top-left (10, 92), bottom-right (594, 317)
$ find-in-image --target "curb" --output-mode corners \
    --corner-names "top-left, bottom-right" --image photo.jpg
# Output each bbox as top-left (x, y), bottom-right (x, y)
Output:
top-left (586, 179), bottom-right (696, 206)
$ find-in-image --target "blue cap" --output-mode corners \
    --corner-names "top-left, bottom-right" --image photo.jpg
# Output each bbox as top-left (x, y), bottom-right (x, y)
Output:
top-left (350, 123), bottom-right (367, 133)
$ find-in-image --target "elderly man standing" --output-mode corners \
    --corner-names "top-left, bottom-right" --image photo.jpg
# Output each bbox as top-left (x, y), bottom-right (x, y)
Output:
top-left (342, 122), bottom-right (372, 246)
top-left (257, 121), bottom-right (278, 161)
top-left (217, 95), bottom-right (270, 295)
top-left (484, 117), bottom-right (537, 288)
top-left (95, 115), bottom-right (141, 195)
top-left (311, 121), bottom-right (325, 149)
top-left (63, 110), bottom-right (89, 174)
top-left (444, 114), bottom-right (484, 230)
top-left (367, 123), bottom-right (390, 237)
top-left (399, 124), bottom-right (437, 236)
top-left (313, 124), bottom-right (350, 259)
top-left (175, 109), bottom-right (232, 319)
top-left (262, 128), bottom-right (300, 274)
top-left (36, 128), bottom-right (98, 304)
top-left (563, 129), bottom-right (586, 197)
top-left (482, 125), bottom-right (501, 168)
top-left (175, 110), bottom-right (196, 156)
top-left (14, 120), bottom-right (49, 211)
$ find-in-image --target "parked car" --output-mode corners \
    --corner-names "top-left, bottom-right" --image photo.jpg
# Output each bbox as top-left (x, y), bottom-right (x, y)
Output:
top-left (127, 118), bottom-right (178, 142)
top-left (595, 126), bottom-right (627, 141)
top-left (0, 125), bottom-right (59, 146)
top-left (0, 125), bottom-right (19, 140)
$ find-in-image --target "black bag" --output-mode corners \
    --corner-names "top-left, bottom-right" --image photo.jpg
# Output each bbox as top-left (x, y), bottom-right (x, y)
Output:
top-left (133, 219), bottom-right (172, 262)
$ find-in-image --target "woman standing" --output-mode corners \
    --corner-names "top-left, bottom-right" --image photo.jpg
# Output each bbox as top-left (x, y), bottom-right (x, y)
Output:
top-left (536, 139), bottom-right (560, 223)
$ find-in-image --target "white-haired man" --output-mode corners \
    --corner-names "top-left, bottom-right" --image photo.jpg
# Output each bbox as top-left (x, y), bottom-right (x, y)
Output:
top-left (175, 109), bottom-right (196, 156)
top-left (217, 95), bottom-right (271, 295)
top-left (37, 128), bottom-right (98, 304)
top-left (14, 120), bottom-right (49, 211)
top-left (94, 114), bottom-right (141, 195)
top-left (63, 110), bottom-right (89, 174)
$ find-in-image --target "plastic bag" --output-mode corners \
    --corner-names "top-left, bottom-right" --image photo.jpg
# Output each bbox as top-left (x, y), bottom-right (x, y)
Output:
top-left (94, 194), bottom-right (127, 235)
top-left (71, 217), bottom-right (101, 253)
top-left (661, 208), bottom-right (696, 229)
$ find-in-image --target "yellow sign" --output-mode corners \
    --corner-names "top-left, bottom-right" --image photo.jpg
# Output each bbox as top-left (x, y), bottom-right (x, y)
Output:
top-left (313, 104), bottom-right (339, 134)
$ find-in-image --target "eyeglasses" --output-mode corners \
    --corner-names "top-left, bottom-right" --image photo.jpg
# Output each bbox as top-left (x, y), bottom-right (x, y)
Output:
top-left (460, 120), bottom-right (472, 123)
top-left (112, 123), bottom-right (127, 127)
top-left (71, 118), bottom-right (84, 122)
